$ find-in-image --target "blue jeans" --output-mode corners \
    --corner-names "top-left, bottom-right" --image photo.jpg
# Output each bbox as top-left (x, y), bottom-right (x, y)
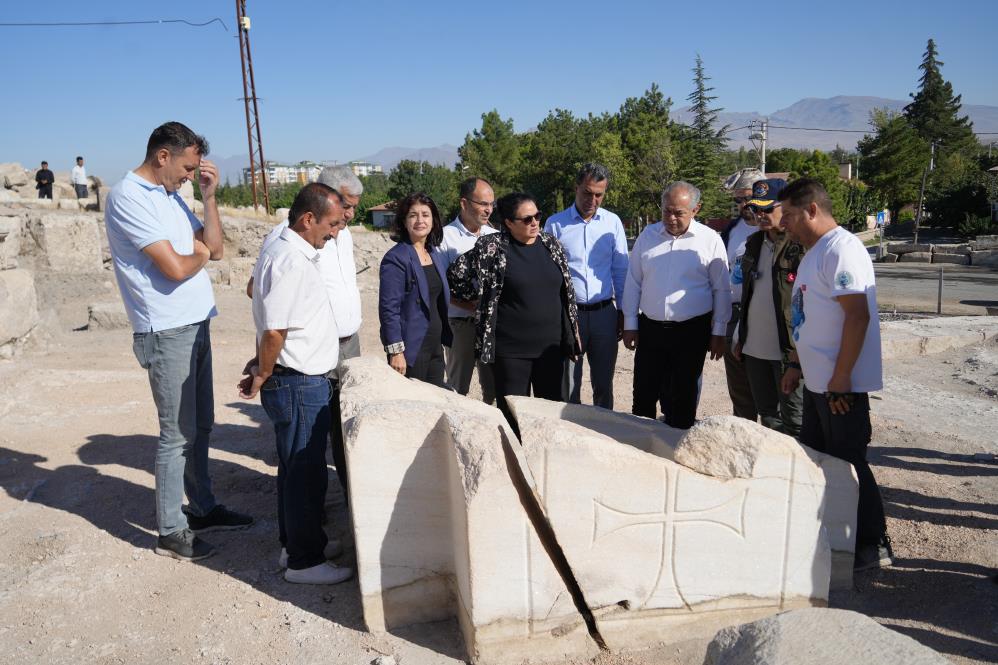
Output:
top-left (132, 320), bottom-right (217, 536)
top-left (565, 304), bottom-right (619, 409)
top-left (261, 373), bottom-right (331, 570)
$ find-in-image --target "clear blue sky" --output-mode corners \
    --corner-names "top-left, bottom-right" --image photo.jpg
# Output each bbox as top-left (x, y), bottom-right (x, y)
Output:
top-left (2, 0), bottom-right (996, 183)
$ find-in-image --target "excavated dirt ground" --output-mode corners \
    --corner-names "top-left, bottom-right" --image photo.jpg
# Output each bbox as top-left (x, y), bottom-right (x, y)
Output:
top-left (0, 227), bottom-right (995, 665)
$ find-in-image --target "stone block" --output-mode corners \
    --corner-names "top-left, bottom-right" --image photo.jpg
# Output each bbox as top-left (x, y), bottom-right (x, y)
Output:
top-left (179, 181), bottom-right (195, 208)
top-left (0, 163), bottom-right (30, 189)
top-left (931, 243), bottom-right (970, 255)
top-left (206, 260), bottom-right (231, 285)
top-left (24, 213), bottom-right (103, 272)
top-left (87, 301), bottom-right (131, 330)
top-left (228, 257), bottom-right (256, 292)
top-left (221, 215), bottom-right (275, 258)
top-left (58, 199), bottom-right (80, 211)
top-left (931, 252), bottom-right (969, 265)
top-left (886, 242), bottom-right (931, 255)
top-left (704, 608), bottom-right (949, 665)
top-left (899, 251), bottom-right (932, 263)
top-left (340, 359), bottom-right (859, 663)
top-left (0, 216), bottom-right (21, 269)
top-left (0, 269), bottom-right (39, 357)
top-left (971, 249), bottom-right (998, 267)
top-left (881, 252), bottom-right (898, 263)
top-left (881, 316), bottom-right (998, 359)
top-left (971, 234), bottom-right (998, 251)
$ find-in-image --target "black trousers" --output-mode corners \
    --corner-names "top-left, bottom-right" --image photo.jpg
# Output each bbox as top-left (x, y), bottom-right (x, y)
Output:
top-left (632, 312), bottom-right (711, 429)
top-left (37, 185), bottom-right (52, 199)
top-left (493, 346), bottom-right (566, 431)
top-left (404, 335), bottom-right (446, 388)
top-left (800, 388), bottom-right (887, 549)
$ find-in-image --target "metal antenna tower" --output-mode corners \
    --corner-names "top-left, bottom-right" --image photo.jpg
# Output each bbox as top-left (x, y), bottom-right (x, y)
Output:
top-left (236, 0), bottom-right (269, 213)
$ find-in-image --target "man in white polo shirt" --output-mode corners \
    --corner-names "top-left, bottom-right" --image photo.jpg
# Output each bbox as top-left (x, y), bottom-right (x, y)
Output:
top-left (438, 176), bottom-right (498, 403)
top-left (778, 178), bottom-right (891, 573)
top-left (621, 181), bottom-right (730, 429)
top-left (105, 121), bottom-right (252, 562)
top-left (239, 183), bottom-right (353, 585)
top-left (250, 165), bottom-right (363, 503)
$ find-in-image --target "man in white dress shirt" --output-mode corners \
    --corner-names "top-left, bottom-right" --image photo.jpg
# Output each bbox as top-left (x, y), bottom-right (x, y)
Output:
top-left (239, 183), bottom-right (353, 585)
top-left (72, 156), bottom-right (88, 199)
top-left (250, 166), bottom-right (363, 504)
top-left (438, 177), bottom-right (498, 403)
top-left (622, 181), bottom-right (731, 429)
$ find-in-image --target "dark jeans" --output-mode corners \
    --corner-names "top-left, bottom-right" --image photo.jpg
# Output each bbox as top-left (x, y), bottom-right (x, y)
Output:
top-left (329, 333), bottom-right (361, 504)
top-left (744, 354), bottom-right (803, 437)
top-left (261, 373), bottom-right (331, 570)
top-left (74, 183), bottom-right (89, 199)
top-left (493, 346), bottom-right (566, 431)
top-left (800, 388), bottom-right (887, 549)
top-left (723, 303), bottom-right (757, 421)
top-left (632, 312), bottom-right (711, 429)
top-left (38, 185), bottom-right (52, 199)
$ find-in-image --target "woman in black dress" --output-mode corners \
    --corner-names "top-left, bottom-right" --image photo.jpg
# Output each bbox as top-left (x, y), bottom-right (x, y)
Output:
top-left (378, 193), bottom-right (452, 386)
top-left (448, 192), bottom-right (581, 425)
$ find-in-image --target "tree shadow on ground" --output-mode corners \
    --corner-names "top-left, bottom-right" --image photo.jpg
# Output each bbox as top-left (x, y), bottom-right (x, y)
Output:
top-left (880, 486), bottom-right (998, 530)
top-left (831, 559), bottom-right (998, 663)
top-left (873, 446), bottom-right (998, 477)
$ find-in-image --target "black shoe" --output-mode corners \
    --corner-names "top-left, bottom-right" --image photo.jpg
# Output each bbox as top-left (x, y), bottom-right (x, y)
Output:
top-left (854, 539), bottom-right (893, 572)
top-left (185, 505), bottom-right (254, 533)
top-left (155, 529), bottom-right (214, 561)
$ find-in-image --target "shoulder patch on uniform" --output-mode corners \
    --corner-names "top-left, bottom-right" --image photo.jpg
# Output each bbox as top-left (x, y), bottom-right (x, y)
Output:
top-left (835, 270), bottom-right (854, 288)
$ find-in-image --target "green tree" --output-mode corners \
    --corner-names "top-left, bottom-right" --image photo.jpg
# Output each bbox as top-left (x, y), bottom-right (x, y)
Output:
top-left (766, 148), bottom-right (851, 222)
top-left (857, 110), bottom-right (929, 221)
top-left (591, 130), bottom-right (633, 213)
top-left (521, 109), bottom-right (581, 214)
top-left (618, 84), bottom-right (675, 226)
top-left (355, 172), bottom-right (390, 226)
top-left (457, 110), bottom-right (522, 195)
top-left (674, 55), bottom-right (729, 219)
top-left (904, 39), bottom-right (977, 155)
top-left (387, 160), bottom-right (459, 219)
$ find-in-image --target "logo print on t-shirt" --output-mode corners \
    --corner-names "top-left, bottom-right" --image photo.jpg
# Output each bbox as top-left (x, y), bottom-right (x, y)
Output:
top-left (835, 270), bottom-right (854, 289)
top-left (790, 286), bottom-right (805, 342)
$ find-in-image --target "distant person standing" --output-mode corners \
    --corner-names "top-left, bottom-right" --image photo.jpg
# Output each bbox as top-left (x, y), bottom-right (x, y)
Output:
top-left (544, 163), bottom-right (628, 410)
top-left (622, 181), bottom-right (730, 429)
top-left (438, 177), bottom-right (498, 403)
top-left (72, 156), bottom-right (88, 199)
top-left (104, 121), bottom-right (252, 561)
top-left (721, 168), bottom-right (764, 422)
top-left (35, 161), bottom-right (54, 199)
top-left (778, 178), bottom-right (891, 572)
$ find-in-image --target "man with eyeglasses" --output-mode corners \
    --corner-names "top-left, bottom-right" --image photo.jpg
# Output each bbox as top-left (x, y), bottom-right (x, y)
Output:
top-left (622, 181), bottom-right (730, 429)
top-left (721, 168), bottom-right (765, 423)
top-left (438, 176), bottom-right (498, 403)
top-left (731, 178), bottom-right (803, 436)
top-left (544, 163), bottom-right (628, 409)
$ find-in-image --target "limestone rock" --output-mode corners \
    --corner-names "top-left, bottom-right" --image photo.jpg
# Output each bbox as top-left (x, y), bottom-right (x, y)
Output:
top-left (931, 243), bottom-right (970, 255)
top-left (87, 301), bottom-right (130, 330)
top-left (881, 315), bottom-right (998, 359)
top-left (931, 252), bottom-right (969, 265)
top-left (971, 235), bottom-right (998, 251)
top-left (25, 213), bottom-right (103, 272)
top-left (229, 257), bottom-right (256, 292)
top-left (886, 242), bottom-right (931, 255)
top-left (971, 249), bottom-right (998, 267)
top-left (0, 216), bottom-right (21, 269)
top-left (899, 251), bottom-right (932, 263)
top-left (704, 608), bottom-right (949, 665)
top-left (58, 199), bottom-right (80, 211)
top-left (0, 163), bottom-right (30, 189)
top-left (0, 269), bottom-right (39, 356)
top-left (881, 252), bottom-right (898, 263)
top-left (179, 181), bottom-right (195, 208)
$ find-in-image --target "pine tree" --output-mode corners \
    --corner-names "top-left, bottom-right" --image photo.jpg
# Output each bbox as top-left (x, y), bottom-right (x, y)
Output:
top-left (675, 55), bottom-right (729, 219)
top-left (903, 39), bottom-right (976, 154)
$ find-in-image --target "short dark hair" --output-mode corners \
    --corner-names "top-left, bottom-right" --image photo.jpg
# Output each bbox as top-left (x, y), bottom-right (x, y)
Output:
top-left (288, 182), bottom-right (341, 228)
top-left (144, 121), bottom-right (209, 161)
top-left (496, 192), bottom-right (537, 229)
top-left (576, 162), bottom-right (610, 186)
top-left (778, 178), bottom-right (833, 215)
top-left (76, 156), bottom-right (83, 161)
top-left (459, 176), bottom-right (491, 201)
top-left (391, 192), bottom-right (444, 249)
top-left (41, 161), bottom-right (48, 166)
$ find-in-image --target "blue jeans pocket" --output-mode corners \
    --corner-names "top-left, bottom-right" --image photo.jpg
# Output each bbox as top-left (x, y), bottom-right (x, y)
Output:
top-left (261, 381), bottom-right (293, 425)
top-left (132, 333), bottom-right (152, 369)
top-left (298, 379), bottom-right (331, 408)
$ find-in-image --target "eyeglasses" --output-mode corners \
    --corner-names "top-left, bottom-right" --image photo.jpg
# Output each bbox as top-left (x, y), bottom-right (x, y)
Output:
top-left (466, 198), bottom-right (495, 209)
top-left (749, 203), bottom-right (781, 214)
top-left (513, 213), bottom-right (543, 224)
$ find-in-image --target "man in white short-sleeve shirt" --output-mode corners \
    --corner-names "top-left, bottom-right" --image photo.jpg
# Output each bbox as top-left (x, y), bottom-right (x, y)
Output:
top-left (105, 121), bottom-right (252, 562)
top-left (779, 178), bottom-right (890, 573)
top-left (239, 183), bottom-right (353, 586)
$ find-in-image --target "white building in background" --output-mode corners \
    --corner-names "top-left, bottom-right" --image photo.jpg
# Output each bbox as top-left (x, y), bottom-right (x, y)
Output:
top-left (243, 161), bottom-right (323, 186)
top-left (349, 161), bottom-right (383, 177)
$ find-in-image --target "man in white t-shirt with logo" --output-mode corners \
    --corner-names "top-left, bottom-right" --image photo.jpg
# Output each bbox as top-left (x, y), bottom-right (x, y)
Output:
top-left (778, 178), bottom-right (891, 573)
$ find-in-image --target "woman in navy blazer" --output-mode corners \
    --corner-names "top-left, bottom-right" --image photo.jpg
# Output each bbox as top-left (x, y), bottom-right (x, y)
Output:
top-left (378, 192), bottom-right (453, 386)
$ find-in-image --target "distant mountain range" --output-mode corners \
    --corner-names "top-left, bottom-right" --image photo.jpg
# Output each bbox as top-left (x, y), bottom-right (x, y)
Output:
top-left (215, 96), bottom-right (998, 182)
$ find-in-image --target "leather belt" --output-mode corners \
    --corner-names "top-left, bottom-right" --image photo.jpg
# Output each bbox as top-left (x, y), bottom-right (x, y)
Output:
top-left (271, 364), bottom-right (306, 376)
top-left (576, 299), bottom-right (614, 312)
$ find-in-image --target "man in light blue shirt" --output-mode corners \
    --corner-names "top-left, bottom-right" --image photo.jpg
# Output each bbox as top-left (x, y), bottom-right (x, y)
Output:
top-left (105, 122), bottom-right (252, 562)
top-left (544, 163), bottom-right (628, 409)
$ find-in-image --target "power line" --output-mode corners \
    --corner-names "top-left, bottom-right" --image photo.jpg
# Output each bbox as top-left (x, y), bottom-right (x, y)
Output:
top-left (0, 18), bottom-right (228, 31)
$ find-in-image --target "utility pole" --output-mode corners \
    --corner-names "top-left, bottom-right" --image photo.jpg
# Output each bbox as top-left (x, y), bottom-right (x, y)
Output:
top-left (913, 141), bottom-right (936, 246)
top-left (750, 120), bottom-right (768, 174)
top-left (236, 0), bottom-right (270, 213)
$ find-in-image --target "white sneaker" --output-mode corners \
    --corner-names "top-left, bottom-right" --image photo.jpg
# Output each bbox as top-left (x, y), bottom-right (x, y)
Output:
top-left (283, 562), bottom-right (353, 585)
top-left (278, 539), bottom-right (343, 568)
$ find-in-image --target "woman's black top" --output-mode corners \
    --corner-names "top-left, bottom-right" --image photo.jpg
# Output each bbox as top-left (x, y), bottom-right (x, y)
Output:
top-left (421, 263), bottom-right (443, 348)
top-left (495, 237), bottom-right (563, 358)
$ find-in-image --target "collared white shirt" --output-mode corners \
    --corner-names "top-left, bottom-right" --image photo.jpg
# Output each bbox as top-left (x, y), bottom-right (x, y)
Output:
top-left (261, 220), bottom-right (362, 337)
top-left (252, 226), bottom-right (338, 375)
top-left (544, 205), bottom-right (628, 305)
top-left (72, 165), bottom-right (87, 185)
top-left (622, 220), bottom-right (731, 336)
top-left (438, 216), bottom-right (498, 319)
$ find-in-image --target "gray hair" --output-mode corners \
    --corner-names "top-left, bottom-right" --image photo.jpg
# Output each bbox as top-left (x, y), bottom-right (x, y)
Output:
top-left (724, 168), bottom-right (764, 191)
top-left (661, 181), bottom-right (701, 208)
top-left (576, 162), bottom-right (611, 186)
top-left (318, 165), bottom-right (363, 196)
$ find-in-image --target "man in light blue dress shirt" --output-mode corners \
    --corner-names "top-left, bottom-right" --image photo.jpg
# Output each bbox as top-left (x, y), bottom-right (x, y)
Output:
top-left (544, 163), bottom-right (628, 409)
